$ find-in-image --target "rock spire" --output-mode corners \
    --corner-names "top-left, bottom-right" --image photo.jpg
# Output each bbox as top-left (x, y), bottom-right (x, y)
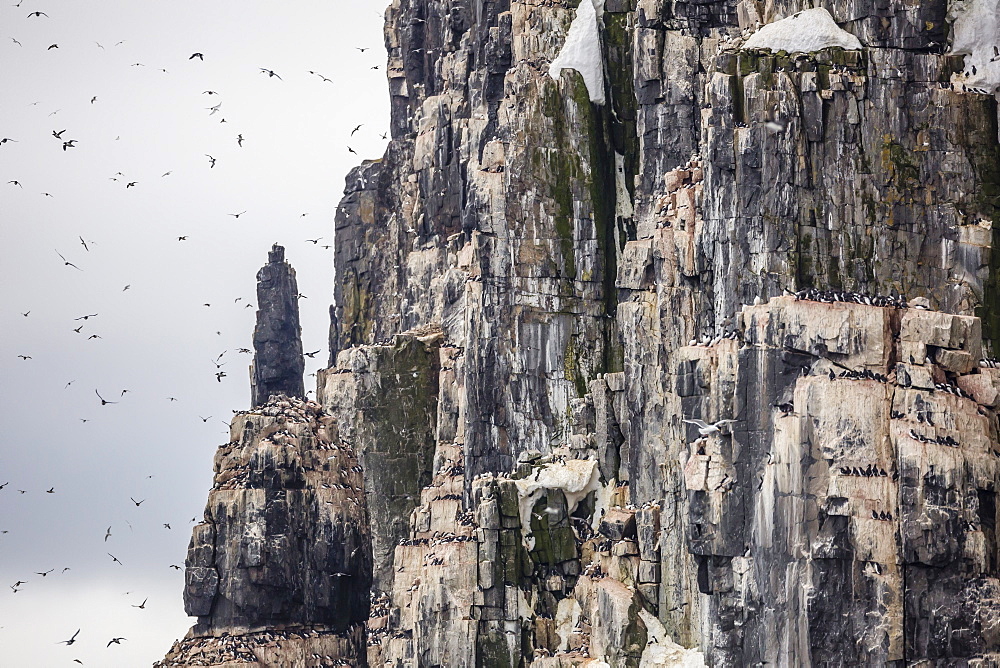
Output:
top-left (251, 244), bottom-right (305, 408)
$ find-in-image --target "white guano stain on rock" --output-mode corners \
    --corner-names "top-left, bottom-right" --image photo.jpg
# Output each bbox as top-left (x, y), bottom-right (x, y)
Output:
top-left (514, 458), bottom-right (602, 550)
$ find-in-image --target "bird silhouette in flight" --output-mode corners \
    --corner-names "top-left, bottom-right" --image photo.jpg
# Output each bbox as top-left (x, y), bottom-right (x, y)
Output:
top-left (11, 37), bottom-right (21, 46)
top-left (95, 390), bottom-right (117, 405)
top-left (107, 637), bottom-right (126, 647)
top-left (107, 553), bottom-right (123, 566)
top-left (205, 154), bottom-right (216, 168)
top-left (215, 371), bottom-right (227, 382)
top-left (347, 146), bottom-right (357, 154)
top-left (8, 180), bottom-right (22, 187)
top-left (17, 355), bottom-right (31, 360)
top-left (27, 10), bottom-right (48, 17)
top-left (62, 139), bottom-right (77, 150)
top-left (45, 487), bottom-right (55, 493)
top-left (104, 526), bottom-right (112, 542)
top-left (75, 313), bottom-right (97, 320)
top-left (304, 350), bottom-right (321, 358)
top-left (351, 124), bottom-right (363, 136)
top-left (47, 43), bottom-right (58, 50)
top-left (36, 569), bottom-right (54, 577)
top-left (357, 47), bottom-right (369, 52)
top-left (169, 564), bottom-right (181, 570)
top-left (189, 52), bottom-right (204, 60)
top-left (228, 211), bottom-right (246, 218)
top-left (52, 129), bottom-right (66, 139)
top-left (58, 630), bottom-right (81, 646)
top-left (206, 102), bottom-right (221, 115)
top-left (130, 497), bottom-right (144, 506)
top-left (306, 237), bottom-right (322, 244)
top-left (177, 236), bottom-right (188, 241)
top-left (56, 250), bottom-right (82, 270)
top-left (125, 181), bottom-right (137, 188)
top-left (90, 96), bottom-right (97, 104)
top-left (259, 68), bottom-right (282, 79)
top-left (203, 90), bottom-right (217, 95)
top-left (0, 137), bottom-right (18, 144)
top-left (79, 236), bottom-right (89, 251)
top-left (236, 133), bottom-right (244, 147)
top-left (308, 70), bottom-right (333, 82)
top-left (131, 598), bottom-right (147, 609)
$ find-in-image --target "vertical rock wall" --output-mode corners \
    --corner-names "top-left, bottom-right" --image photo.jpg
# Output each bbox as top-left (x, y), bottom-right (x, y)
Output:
top-left (252, 244), bottom-right (306, 407)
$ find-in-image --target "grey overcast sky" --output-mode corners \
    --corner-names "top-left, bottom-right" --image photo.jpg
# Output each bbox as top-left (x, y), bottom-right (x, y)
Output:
top-left (0, 1), bottom-right (389, 664)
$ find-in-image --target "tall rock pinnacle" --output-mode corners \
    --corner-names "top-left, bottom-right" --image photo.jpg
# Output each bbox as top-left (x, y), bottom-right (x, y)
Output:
top-left (251, 244), bottom-right (305, 407)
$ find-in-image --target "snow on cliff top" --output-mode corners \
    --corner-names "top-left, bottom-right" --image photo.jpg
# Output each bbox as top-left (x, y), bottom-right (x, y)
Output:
top-left (950, 0), bottom-right (1000, 94)
top-left (742, 8), bottom-right (862, 53)
top-left (548, 0), bottom-right (606, 104)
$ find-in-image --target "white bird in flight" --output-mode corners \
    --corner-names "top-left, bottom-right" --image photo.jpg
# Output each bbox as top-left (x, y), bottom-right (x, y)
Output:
top-left (682, 418), bottom-right (737, 436)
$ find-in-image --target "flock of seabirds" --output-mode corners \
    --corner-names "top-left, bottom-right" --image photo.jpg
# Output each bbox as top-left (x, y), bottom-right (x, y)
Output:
top-left (1, 4), bottom-right (389, 661)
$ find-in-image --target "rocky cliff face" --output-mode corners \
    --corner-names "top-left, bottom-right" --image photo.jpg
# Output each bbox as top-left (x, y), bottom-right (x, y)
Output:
top-left (162, 0), bottom-right (1000, 666)
top-left (325, 0), bottom-right (1000, 665)
top-left (253, 244), bottom-right (306, 408)
top-left (157, 251), bottom-right (371, 668)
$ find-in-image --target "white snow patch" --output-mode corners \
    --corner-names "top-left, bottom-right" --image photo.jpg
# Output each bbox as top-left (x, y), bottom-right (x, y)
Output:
top-left (615, 152), bottom-right (634, 219)
top-left (514, 458), bottom-right (602, 550)
top-left (548, 0), bottom-right (606, 104)
top-left (949, 0), bottom-right (1000, 94)
top-left (639, 610), bottom-right (709, 668)
top-left (742, 8), bottom-right (863, 54)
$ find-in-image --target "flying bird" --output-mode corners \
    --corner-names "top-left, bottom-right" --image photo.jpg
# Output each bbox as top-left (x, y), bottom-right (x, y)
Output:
top-left (237, 134), bottom-right (244, 147)
top-left (11, 38), bottom-right (21, 46)
top-left (215, 371), bottom-right (227, 382)
top-left (56, 250), bottom-right (82, 270)
top-left (347, 146), bottom-right (357, 154)
top-left (682, 418), bottom-right (738, 436)
top-left (107, 553), bottom-right (123, 566)
top-left (351, 124), bottom-right (363, 136)
top-left (357, 47), bottom-right (369, 52)
top-left (79, 236), bottom-right (89, 251)
top-left (27, 10), bottom-right (48, 17)
top-left (90, 96), bottom-right (97, 104)
top-left (35, 569), bottom-right (54, 577)
top-left (95, 389), bottom-right (117, 405)
top-left (17, 355), bottom-right (31, 360)
top-left (177, 236), bottom-right (188, 241)
top-left (8, 180), bottom-right (22, 187)
top-left (189, 52), bottom-right (204, 60)
top-left (205, 154), bottom-right (216, 168)
top-left (228, 211), bottom-right (246, 218)
top-left (305, 237), bottom-right (323, 244)
top-left (52, 129), bottom-right (66, 139)
top-left (125, 181), bottom-right (137, 188)
top-left (169, 564), bottom-right (181, 570)
top-left (104, 526), bottom-right (112, 542)
top-left (62, 139), bottom-right (77, 150)
top-left (107, 637), bottom-right (126, 647)
top-left (203, 90), bottom-right (217, 95)
top-left (206, 102), bottom-right (221, 115)
top-left (259, 68), bottom-right (282, 79)
top-left (304, 350), bottom-right (320, 358)
top-left (58, 630), bottom-right (81, 646)
top-left (45, 487), bottom-right (55, 493)
top-left (47, 43), bottom-right (58, 50)
top-left (0, 137), bottom-right (18, 144)
top-left (131, 598), bottom-right (147, 609)
top-left (74, 313), bottom-right (97, 320)
top-left (129, 497), bottom-right (144, 506)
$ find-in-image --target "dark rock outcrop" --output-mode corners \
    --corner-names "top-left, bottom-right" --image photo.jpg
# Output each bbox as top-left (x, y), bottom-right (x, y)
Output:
top-left (157, 395), bottom-right (372, 667)
top-left (251, 244), bottom-right (305, 408)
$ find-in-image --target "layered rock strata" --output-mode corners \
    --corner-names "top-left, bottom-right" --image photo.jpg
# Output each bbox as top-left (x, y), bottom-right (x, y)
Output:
top-left (324, 0), bottom-right (1000, 664)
